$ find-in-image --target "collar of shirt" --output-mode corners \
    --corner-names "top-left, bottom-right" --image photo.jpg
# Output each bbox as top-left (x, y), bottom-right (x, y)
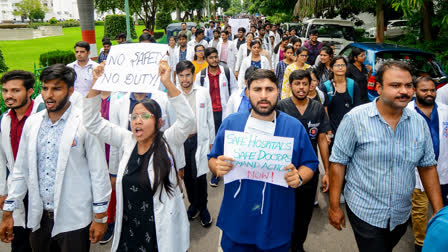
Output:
top-left (207, 66), bottom-right (221, 77)
top-left (74, 59), bottom-right (96, 68)
top-left (8, 100), bottom-right (34, 121)
top-left (42, 103), bottom-right (72, 124)
top-left (368, 97), bottom-right (411, 122)
top-left (130, 93), bottom-right (152, 102)
top-left (414, 101), bottom-right (438, 121)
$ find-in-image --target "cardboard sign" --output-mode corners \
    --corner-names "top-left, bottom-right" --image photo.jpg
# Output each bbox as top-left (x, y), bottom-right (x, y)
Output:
top-left (93, 43), bottom-right (168, 93)
top-left (223, 130), bottom-right (294, 187)
top-left (228, 18), bottom-right (250, 37)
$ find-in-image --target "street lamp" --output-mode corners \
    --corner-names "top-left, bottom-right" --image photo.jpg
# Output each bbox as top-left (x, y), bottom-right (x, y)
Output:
top-left (125, 0), bottom-right (131, 42)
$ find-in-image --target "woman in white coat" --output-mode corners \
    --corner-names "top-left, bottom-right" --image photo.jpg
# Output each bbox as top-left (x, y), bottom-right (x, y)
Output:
top-left (234, 32), bottom-right (254, 75)
top-left (237, 40), bottom-right (271, 89)
top-left (84, 61), bottom-right (195, 252)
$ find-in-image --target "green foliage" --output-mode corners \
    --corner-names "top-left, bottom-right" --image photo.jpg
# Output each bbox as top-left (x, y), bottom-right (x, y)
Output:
top-left (0, 49), bottom-right (8, 74)
top-left (49, 17), bottom-right (58, 24)
top-left (104, 15), bottom-right (137, 40)
top-left (154, 30), bottom-right (165, 39)
top-left (156, 9), bottom-right (172, 30)
top-left (95, 21), bottom-right (105, 26)
top-left (266, 13), bottom-right (293, 24)
top-left (224, 0), bottom-right (243, 16)
top-left (13, 0), bottom-right (48, 23)
top-left (39, 50), bottom-right (76, 67)
top-left (94, 0), bottom-right (122, 14)
top-left (30, 8), bottom-right (45, 21)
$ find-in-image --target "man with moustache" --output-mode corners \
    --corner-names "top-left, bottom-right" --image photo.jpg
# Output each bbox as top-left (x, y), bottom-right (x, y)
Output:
top-left (0, 70), bottom-right (39, 252)
top-left (277, 70), bottom-right (331, 252)
top-left (208, 69), bottom-right (319, 251)
top-left (0, 64), bottom-right (111, 252)
top-left (176, 60), bottom-right (215, 227)
top-left (67, 41), bottom-right (99, 96)
top-left (328, 61), bottom-right (444, 252)
top-left (97, 38), bottom-right (111, 64)
top-left (407, 76), bottom-right (448, 252)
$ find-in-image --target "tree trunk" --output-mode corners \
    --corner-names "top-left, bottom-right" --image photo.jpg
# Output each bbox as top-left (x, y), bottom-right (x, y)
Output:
top-left (376, 0), bottom-right (384, 43)
top-left (77, 0), bottom-right (97, 57)
top-left (422, 0), bottom-right (433, 41)
top-left (212, 0), bottom-right (216, 18)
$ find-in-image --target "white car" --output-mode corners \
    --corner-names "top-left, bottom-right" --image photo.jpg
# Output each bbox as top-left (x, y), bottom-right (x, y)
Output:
top-left (368, 20), bottom-right (408, 39)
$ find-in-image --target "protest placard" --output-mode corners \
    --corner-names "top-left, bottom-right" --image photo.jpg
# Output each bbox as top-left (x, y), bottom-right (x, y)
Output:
top-left (228, 18), bottom-right (250, 37)
top-left (93, 43), bottom-right (168, 93)
top-left (223, 130), bottom-right (294, 187)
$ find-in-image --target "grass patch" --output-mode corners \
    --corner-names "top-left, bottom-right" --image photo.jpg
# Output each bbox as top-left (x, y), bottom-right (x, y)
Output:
top-left (0, 25), bottom-right (146, 73)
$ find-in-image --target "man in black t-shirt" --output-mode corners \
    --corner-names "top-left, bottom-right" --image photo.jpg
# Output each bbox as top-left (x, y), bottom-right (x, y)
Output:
top-left (277, 69), bottom-right (331, 252)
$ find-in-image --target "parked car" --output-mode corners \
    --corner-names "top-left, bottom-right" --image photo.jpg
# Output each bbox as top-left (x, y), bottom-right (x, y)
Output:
top-left (367, 20), bottom-right (408, 39)
top-left (298, 19), bottom-right (355, 54)
top-left (165, 22), bottom-right (197, 42)
top-left (339, 42), bottom-right (448, 101)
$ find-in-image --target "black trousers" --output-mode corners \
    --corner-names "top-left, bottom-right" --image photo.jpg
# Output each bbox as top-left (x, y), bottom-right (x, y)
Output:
top-left (213, 111), bottom-right (222, 135)
top-left (184, 135), bottom-right (208, 210)
top-left (290, 171), bottom-right (319, 251)
top-left (29, 211), bottom-right (90, 252)
top-left (346, 205), bottom-right (408, 252)
top-left (12, 193), bottom-right (32, 252)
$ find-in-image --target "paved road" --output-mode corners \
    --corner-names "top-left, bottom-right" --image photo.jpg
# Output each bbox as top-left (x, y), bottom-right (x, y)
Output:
top-left (0, 173), bottom-right (415, 252)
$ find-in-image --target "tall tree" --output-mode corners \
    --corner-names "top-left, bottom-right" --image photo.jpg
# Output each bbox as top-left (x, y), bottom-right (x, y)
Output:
top-left (13, 0), bottom-right (48, 23)
top-left (77, 0), bottom-right (98, 57)
top-left (94, 0), bottom-right (122, 14)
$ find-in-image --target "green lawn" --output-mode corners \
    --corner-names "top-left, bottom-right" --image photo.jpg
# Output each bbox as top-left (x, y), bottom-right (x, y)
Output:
top-left (0, 25), bottom-right (146, 73)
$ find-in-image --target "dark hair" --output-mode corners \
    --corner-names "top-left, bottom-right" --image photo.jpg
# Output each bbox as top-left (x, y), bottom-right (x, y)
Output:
top-left (193, 44), bottom-right (205, 60)
top-left (195, 28), bottom-right (204, 37)
top-left (221, 30), bottom-right (229, 36)
top-left (226, 25), bottom-right (231, 29)
top-left (314, 46), bottom-right (334, 79)
top-left (168, 36), bottom-right (177, 42)
top-left (238, 27), bottom-right (246, 33)
top-left (310, 67), bottom-right (320, 81)
top-left (246, 32), bottom-right (254, 39)
top-left (244, 66), bottom-right (257, 81)
top-left (175, 60), bottom-right (195, 75)
top-left (115, 33), bottom-right (126, 40)
top-left (177, 32), bottom-right (187, 40)
top-left (289, 27), bottom-right (296, 32)
top-left (289, 69), bottom-right (311, 84)
top-left (102, 38), bottom-right (112, 46)
top-left (181, 22), bottom-right (187, 26)
top-left (273, 36), bottom-right (290, 54)
top-left (414, 76), bottom-right (435, 88)
top-left (348, 47), bottom-right (365, 63)
top-left (321, 41), bottom-right (335, 48)
top-left (376, 61), bottom-right (413, 87)
top-left (1, 70), bottom-right (35, 90)
top-left (309, 29), bottom-right (318, 36)
top-left (296, 47), bottom-right (309, 57)
top-left (40, 64), bottom-right (76, 88)
top-left (210, 21), bottom-right (215, 24)
top-left (205, 47), bottom-right (218, 58)
top-left (142, 28), bottom-right (149, 32)
top-left (291, 37), bottom-right (302, 46)
top-left (213, 29), bottom-right (220, 34)
top-left (139, 33), bottom-right (155, 43)
top-left (74, 41), bottom-right (90, 51)
top-left (264, 23), bottom-right (271, 29)
top-left (329, 55), bottom-right (348, 79)
top-left (247, 68), bottom-right (278, 88)
top-left (250, 25), bottom-right (256, 29)
top-left (130, 98), bottom-right (178, 201)
top-left (250, 40), bottom-right (261, 48)
top-left (284, 45), bottom-right (295, 54)
top-left (320, 46), bottom-right (334, 56)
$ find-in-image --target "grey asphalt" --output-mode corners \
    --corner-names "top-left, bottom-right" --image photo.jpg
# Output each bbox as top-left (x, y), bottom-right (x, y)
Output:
top-left (0, 173), bottom-right (415, 252)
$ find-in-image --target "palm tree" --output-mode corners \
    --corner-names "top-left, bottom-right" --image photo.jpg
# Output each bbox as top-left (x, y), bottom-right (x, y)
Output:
top-left (77, 0), bottom-right (98, 57)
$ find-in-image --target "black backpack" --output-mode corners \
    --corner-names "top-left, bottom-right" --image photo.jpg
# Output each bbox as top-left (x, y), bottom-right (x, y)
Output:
top-left (200, 65), bottom-right (232, 95)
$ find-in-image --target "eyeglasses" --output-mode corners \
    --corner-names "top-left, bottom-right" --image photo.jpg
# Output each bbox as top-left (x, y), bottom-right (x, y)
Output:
top-left (129, 112), bottom-right (153, 121)
top-left (299, 54), bottom-right (309, 58)
top-left (333, 64), bottom-right (346, 68)
top-left (196, 50), bottom-right (204, 52)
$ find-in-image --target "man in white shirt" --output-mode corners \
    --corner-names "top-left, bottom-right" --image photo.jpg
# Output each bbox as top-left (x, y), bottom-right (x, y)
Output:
top-left (188, 29), bottom-right (208, 48)
top-left (67, 41), bottom-right (99, 97)
top-left (436, 84), bottom-right (448, 105)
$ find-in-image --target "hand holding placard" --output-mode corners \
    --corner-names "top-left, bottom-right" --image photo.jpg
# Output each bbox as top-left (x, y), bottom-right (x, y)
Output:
top-left (215, 156), bottom-right (235, 177)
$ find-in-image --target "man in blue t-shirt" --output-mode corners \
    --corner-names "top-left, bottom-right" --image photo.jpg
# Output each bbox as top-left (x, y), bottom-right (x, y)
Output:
top-left (208, 69), bottom-right (319, 251)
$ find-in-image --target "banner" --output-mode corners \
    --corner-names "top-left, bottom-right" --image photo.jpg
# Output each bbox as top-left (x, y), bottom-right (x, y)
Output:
top-left (228, 18), bottom-right (250, 37)
top-left (223, 130), bottom-right (294, 187)
top-left (93, 43), bottom-right (168, 93)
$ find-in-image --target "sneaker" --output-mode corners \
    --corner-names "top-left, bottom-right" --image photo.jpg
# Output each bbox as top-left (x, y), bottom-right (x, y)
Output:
top-left (199, 208), bottom-right (213, 227)
top-left (210, 176), bottom-right (220, 187)
top-left (187, 205), bottom-right (200, 220)
top-left (100, 222), bottom-right (114, 245)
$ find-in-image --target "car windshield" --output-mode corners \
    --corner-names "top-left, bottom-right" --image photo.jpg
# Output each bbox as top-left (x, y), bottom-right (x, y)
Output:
top-left (309, 24), bottom-right (355, 41)
top-left (375, 51), bottom-right (447, 80)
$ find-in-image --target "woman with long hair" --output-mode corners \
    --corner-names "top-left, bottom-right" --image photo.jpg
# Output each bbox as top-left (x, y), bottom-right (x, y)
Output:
top-left (84, 61), bottom-right (194, 252)
top-left (290, 37), bottom-right (302, 61)
top-left (235, 32), bottom-right (255, 76)
top-left (314, 46), bottom-right (333, 89)
top-left (272, 36), bottom-right (290, 70)
top-left (281, 47), bottom-right (311, 99)
top-left (347, 47), bottom-right (373, 104)
top-left (192, 44), bottom-right (208, 80)
top-left (168, 36), bottom-right (178, 82)
top-left (275, 45), bottom-right (295, 92)
top-left (237, 40), bottom-right (271, 88)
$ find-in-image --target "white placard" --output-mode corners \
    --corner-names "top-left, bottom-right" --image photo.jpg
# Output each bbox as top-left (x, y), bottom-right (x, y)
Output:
top-left (228, 18), bottom-right (250, 37)
top-left (93, 43), bottom-right (168, 93)
top-left (223, 130), bottom-right (294, 187)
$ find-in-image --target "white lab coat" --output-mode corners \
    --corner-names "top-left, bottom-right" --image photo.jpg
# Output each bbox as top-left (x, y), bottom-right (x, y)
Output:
top-left (223, 88), bottom-right (245, 119)
top-left (272, 49), bottom-right (281, 71)
top-left (235, 43), bottom-right (251, 73)
top-left (181, 86), bottom-right (215, 177)
top-left (108, 91), bottom-right (183, 175)
top-left (208, 38), bottom-right (223, 48)
top-left (237, 56), bottom-right (271, 89)
top-left (436, 84), bottom-right (448, 106)
top-left (82, 94), bottom-right (194, 252)
top-left (0, 103), bottom-right (40, 228)
top-left (187, 39), bottom-right (209, 48)
top-left (173, 46), bottom-right (195, 66)
top-left (217, 40), bottom-right (238, 72)
top-left (5, 106), bottom-right (111, 237)
top-left (407, 101), bottom-right (448, 190)
top-left (193, 65), bottom-right (239, 121)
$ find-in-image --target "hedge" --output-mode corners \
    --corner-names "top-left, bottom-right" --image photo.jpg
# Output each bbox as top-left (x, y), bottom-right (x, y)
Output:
top-left (39, 50), bottom-right (75, 67)
top-left (156, 10), bottom-right (172, 30)
top-left (104, 15), bottom-right (137, 40)
top-left (0, 48), bottom-right (8, 73)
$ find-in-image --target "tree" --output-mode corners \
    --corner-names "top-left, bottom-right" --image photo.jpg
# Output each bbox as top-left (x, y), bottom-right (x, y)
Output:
top-left (13, 0), bottom-right (47, 23)
top-left (30, 8), bottom-right (45, 22)
top-left (94, 0), bottom-right (122, 14)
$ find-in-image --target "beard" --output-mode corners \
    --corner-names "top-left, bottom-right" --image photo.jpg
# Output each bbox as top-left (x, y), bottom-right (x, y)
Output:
top-left (416, 95), bottom-right (435, 106)
top-left (292, 89), bottom-right (308, 101)
top-left (46, 94), bottom-right (70, 112)
top-left (250, 99), bottom-right (277, 116)
top-left (6, 96), bottom-right (29, 110)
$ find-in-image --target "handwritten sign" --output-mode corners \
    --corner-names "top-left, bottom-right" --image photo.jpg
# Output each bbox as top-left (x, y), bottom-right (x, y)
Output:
top-left (223, 130), bottom-right (294, 187)
top-left (93, 43), bottom-right (168, 93)
top-left (228, 18), bottom-right (250, 37)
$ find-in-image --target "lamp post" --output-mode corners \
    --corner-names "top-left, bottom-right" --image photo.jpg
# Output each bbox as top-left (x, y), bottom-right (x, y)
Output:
top-left (125, 0), bottom-right (132, 42)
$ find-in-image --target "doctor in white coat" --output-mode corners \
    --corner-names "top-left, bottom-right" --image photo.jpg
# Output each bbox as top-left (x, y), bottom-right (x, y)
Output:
top-left (83, 61), bottom-right (194, 252)
top-left (176, 60), bottom-right (215, 226)
top-left (0, 64), bottom-right (111, 251)
top-left (238, 40), bottom-right (271, 89)
top-left (216, 30), bottom-right (237, 73)
top-left (173, 33), bottom-right (194, 85)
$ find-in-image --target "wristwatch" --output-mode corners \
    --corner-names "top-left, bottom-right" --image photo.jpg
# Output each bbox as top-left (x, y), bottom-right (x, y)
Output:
top-left (297, 174), bottom-right (303, 188)
top-left (93, 216), bottom-right (108, 224)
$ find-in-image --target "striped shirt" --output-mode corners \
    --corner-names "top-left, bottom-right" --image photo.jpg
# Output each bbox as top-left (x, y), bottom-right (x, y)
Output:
top-left (330, 99), bottom-right (436, 230)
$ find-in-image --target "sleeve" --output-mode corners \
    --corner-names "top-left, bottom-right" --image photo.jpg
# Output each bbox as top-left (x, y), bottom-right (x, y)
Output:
top-left (296, 124), bottom-right (319, 171)
top-left (318, 105), bottom-right (331, 133)
top-left (223, 93), bottom-right (235, 119)
top-left (281, 66), bottom-right (292, 99)
top-left (229, 69), bottom-right (239, 94)
top-left (329, 115), bottom-right (357, 165)
top-left (237, 60), bottom-right (247, 89)
top-left (235, 46), bottom-right (244, 72)
top-left (320, 85), bottom-right (330, 107)
top-left (207, 118), bottom-right (227, 160)
top-left (352, 81), bottom-right (362, 107)
top-left (163, 94), bottom-right (196, 147)
top-left (85, 131), bottom-right (112, 213)
top-left (417, 121), bottom-right (437, 168)
top-left (275, 62), bottom-right (282, 80)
